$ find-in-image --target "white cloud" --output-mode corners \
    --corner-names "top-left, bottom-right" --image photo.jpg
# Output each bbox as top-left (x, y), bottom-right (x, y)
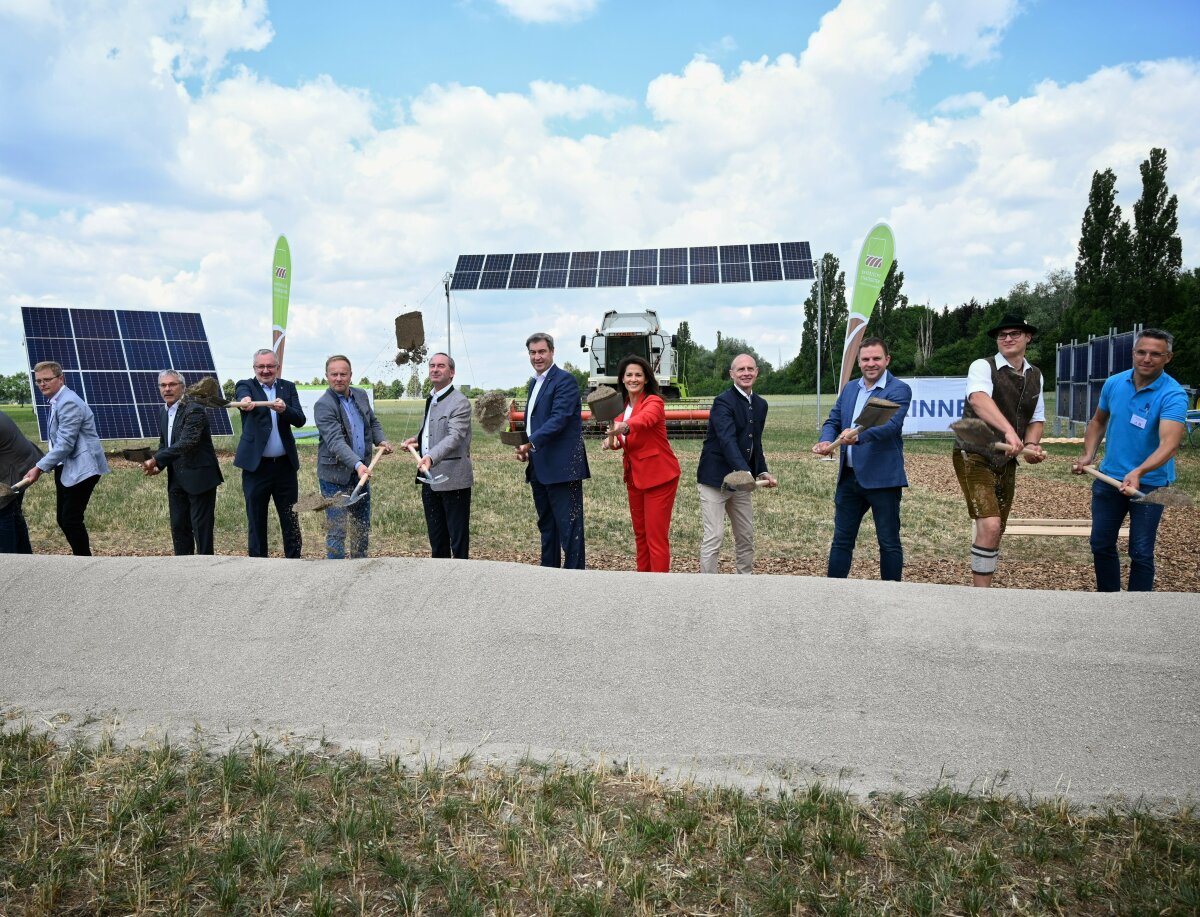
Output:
top-left (1, 0), bottom-right (1198, 390)
top-left (494, 0), bottom-right (600, 25)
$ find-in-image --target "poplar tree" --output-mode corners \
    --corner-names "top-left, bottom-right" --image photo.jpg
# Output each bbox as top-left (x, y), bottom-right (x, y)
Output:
top-left (1073, 167), bottom-right (1129, 337)
top-left (1131, 147), bottom-right (1182, 328)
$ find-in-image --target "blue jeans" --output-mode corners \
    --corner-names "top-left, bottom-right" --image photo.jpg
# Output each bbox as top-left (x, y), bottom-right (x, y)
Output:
top-left (827, 470), bottom-right (903, 581)
top-left (0, 492), bottom-right (33, 554)
top-left (319, 477), bottom-right (371, 559)
top-left (1090, 479), bottom-right (1165, 592)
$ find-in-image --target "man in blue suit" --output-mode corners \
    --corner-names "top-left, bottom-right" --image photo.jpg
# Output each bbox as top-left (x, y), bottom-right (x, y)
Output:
top-left (233, 348), bottom-right (306, 558)
top-left (813, 338), bottom-right (911, 581)
top-left (20, 360), bottom-right (110, 555)
top-left (696, 354), bottom-right (777, 574)
top-left (514, 333), bottom-right (589, 568)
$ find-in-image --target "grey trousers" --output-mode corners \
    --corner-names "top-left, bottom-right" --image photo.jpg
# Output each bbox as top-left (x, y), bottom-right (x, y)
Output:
top-left (697, 482), bottom-right (755, 574)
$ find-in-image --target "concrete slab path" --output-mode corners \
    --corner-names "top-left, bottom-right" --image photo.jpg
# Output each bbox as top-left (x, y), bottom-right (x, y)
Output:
top-left (1, 555), bottom-right (1196, 805)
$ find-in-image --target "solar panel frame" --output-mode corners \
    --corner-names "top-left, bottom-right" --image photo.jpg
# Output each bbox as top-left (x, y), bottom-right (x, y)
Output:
top-left (21, 306), bottom-right (232, 441)
top-left (451, 241), bottom-right (814, 289)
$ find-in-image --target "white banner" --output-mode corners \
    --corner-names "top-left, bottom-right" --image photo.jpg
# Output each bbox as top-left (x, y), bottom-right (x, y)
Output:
top-left (898, 377), bottom-right (967, 434)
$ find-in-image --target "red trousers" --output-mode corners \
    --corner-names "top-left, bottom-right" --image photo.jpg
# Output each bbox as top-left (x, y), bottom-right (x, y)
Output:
top-left (627, 475), bottom-right (679, 572)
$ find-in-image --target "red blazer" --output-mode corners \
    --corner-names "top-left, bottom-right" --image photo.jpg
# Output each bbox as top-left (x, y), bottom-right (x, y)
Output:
top-left (616, 395), bottom-right (681, 490)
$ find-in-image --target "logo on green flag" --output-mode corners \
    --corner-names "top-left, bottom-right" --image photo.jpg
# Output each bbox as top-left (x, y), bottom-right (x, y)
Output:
top-left (838, 222), bottom-right (894, 390)
top-left (271, 235), bottom-right (292, 374)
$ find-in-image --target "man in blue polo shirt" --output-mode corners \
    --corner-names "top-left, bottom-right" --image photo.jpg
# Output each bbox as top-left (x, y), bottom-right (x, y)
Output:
top-left (1072, 328), bottom-right (1187, 591)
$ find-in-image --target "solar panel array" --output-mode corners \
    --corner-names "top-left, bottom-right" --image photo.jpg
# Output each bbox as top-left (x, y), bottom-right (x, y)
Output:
top-left (21, 307), bottom-right (233, 441)
top-left (450, 242), bottom-right (814, 291)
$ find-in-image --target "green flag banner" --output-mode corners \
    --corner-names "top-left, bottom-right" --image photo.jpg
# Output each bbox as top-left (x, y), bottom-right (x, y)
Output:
top-left (271, 235), bottom-right (292, 374)
top-left (838, 222), bottom-right (895, 390)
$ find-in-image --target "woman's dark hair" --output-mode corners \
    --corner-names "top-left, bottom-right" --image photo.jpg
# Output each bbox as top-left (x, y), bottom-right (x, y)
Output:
top-left (615, 355), bottom-right (661, 400)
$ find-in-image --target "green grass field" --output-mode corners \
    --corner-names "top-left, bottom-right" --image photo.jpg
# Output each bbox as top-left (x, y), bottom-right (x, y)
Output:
top-left (3, 397), bottom-right (1195, 576)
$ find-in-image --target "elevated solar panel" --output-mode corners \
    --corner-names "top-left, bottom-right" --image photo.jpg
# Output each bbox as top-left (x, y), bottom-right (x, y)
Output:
top-left (450, 241), bottom-right (814, 290)
top-left (21, 306), bottom-right (233, 442)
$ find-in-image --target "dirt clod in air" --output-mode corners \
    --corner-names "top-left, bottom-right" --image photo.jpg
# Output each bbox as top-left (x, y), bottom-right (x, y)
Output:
top-left (474, 391), bottom-right (510, 433)
top-left (394, 312), bottom-right (427, 365)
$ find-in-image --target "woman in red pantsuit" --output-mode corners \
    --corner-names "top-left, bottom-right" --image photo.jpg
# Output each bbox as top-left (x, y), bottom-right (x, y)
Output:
top-left (604, 356), bottom-right (681, 572)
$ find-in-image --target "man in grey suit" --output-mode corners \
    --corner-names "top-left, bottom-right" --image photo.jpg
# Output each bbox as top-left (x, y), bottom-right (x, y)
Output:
top-left (402, 352), bottom-right (473, 559)
top-left (20, 361), bottom-right (109, 555)
top-left (142, 370), bottom-right (224, 555)
top-left (314, 355), bottom-right (393, 559)
top-left (1, 410), bottom-right (44, 553)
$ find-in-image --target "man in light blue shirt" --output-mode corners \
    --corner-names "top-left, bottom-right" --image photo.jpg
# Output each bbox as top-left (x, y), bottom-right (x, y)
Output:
top-left (314, 355), bottom-right (392, 558)
top-left (1072, 328), bottom-right (1187, 591)
top-left (813, 338), bottom-right (911, 580)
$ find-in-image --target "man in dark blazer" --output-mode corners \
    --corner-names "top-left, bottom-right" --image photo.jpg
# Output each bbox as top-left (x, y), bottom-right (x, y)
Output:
top-left (314, 354), bottom-right (392, 559)
top-left (21, 360), bottom-right (110, 555)
top-left (513, 333), bottom-right (589, 568)
top-left (813, 337), bottom-right (912, 581)
top-left (143, 370), bottom-right (224, 555)
top-left (1, 410), bottom-right (43, 553)
top-left (233, 348), bottom-right (306, 558)
top-left (696, 354), bottom-right (777, 574)
top-left (403, 352), bottom-right (473, 559)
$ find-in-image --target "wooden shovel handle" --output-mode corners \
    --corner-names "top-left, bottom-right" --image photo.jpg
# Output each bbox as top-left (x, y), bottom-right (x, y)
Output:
top-left (989, 442), bottom-right (1040, 458)
top-left (826, 423), bottom-right (864, 451)
top-left (405, 442), bottom-right (423, 464)
top-left (1081, 465), bottom-right (1147, 499)
top-left (365, 444), bottom-right (386, 472)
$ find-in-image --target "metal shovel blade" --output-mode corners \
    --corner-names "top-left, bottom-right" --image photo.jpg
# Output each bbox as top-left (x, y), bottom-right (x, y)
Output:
top-left (418, 471), bottom-right (449, 486)
top-left (851, 396), bottom-right (900, 430)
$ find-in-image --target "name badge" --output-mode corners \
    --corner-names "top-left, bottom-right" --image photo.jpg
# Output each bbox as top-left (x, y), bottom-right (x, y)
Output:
top-left (1130, 414), bottom-right (1147, 430)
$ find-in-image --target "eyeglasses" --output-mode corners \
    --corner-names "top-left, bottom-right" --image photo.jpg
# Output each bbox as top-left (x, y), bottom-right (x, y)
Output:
top-left (34, 376), bottom-right (60, 385)
top-left (995, 331), bottom-right (1026, 341)
top-left (1134, 349), bottom-right (1168, 360)
top-left (253, 364), bottom-right (277, 371)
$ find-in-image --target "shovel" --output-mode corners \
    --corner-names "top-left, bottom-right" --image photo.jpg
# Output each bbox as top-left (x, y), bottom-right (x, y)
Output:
top-left (1081, 465), bottom-right (1193, 508)
top-left (821, 397), bottom-right (901, 451)
top-left (405, 443), bottom-right (449, 486)
top-left (0, 479), bottom-right (33, 498)
top-left (722, 470), bottom-right (773, 493)
top-left (185, 376), bottom-right (273, 409)
top-left (342, 446), bottom-right (387, 507)
top-left (292, 446), bottom-right (386, 513)
top-left (950, 418), bottom-right (1043, 458)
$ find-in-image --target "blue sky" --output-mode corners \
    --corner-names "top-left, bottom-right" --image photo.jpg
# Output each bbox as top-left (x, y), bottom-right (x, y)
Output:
top-left (2, 0), bottom-right (1198, 389)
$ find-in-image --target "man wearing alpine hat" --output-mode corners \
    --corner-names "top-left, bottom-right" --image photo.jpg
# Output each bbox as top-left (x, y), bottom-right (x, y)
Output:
top-left (952, 313), bottom-right (1047, 587)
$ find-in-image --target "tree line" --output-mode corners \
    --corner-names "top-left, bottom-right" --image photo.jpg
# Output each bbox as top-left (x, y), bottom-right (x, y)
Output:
top-left (675, 147), bottom-right (1195, 396)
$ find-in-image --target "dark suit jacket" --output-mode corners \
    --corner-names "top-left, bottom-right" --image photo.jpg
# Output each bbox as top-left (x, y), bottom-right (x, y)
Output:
top-left (525, 364), bottom-right (590, 486)
top-left (696, 386), bottom-right (769, 488)
top-left (0, 411), bottom-right (43, 511)
top-left (615, 395), bottom-right (681, 490)
top-left (155, 401), bottom-right (224, 495)
top-left (233, 377), bottom-right (305, 472)
top-left (820, 371), bottom-right (911, 490)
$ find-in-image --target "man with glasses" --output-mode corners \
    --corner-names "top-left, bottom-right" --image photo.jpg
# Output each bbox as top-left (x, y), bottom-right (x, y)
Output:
top-left (19, 361), bottom-right (109, 554)
top-left (233, 349), bottom-right (306, 558)
top-left (952, 314), bottom-right (1047, 587)
top-left (1071, 329), bottom-right (1187, 591)
top-left (142, 370), bottom-right (224, 555)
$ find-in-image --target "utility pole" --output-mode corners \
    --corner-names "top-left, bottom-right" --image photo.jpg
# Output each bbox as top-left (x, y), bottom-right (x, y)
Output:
top-left (814, 259), bottom-right (824, 431)
top-left (442, 273), bottom-right (452, 357)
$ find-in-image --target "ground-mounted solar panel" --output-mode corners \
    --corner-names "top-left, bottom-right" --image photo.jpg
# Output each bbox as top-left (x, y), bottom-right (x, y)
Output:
top-left (21, 306), bottom-right (233, 442)
top-left (451, 240), bottom-right (814, 290)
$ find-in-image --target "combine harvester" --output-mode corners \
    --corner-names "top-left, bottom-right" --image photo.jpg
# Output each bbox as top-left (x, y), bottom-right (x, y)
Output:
top-left (506, 310), bottom-right (710, 438)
